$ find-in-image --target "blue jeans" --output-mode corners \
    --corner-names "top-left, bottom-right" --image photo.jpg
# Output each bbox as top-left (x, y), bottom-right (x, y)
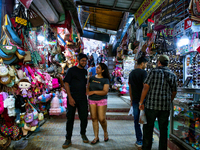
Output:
top-left (132, 101), bottom-right (142, 142)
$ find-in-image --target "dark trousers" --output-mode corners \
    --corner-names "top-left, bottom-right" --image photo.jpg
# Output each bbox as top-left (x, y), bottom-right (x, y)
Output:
top-left (66, 97), bottom-right (88, 140)
top-left (132, 101), bottom-right (142, 142)
top-left (143, 108), bottom-right (170, 150)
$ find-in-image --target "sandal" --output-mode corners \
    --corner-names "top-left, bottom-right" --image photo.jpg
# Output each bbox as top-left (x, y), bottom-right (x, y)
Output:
top-left (104, 132), bottom-right (109, 142)
top-left (104, 136), bottom-right (109, 142)
top-left (91, 138), bottom-right (99, 145)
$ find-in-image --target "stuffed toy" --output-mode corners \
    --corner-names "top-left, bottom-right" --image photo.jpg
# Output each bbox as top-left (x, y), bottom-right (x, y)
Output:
top-left (0, 94), bottom-right (4, 114)
top-left (15, 95), bottom-right (26, 124)
top-left (60, 87), bottom-right (67, 108)
top-left (4, 95), bottom-right (16, 117)
top-left (18, 78), bottom-right (31, 98)
top-left (38, 93), bottom-right (54, 103)
top-left (49, 92), bottom-right (65, 115)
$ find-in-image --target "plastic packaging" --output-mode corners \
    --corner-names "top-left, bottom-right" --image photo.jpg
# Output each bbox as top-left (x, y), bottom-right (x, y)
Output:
top-left (139, 110), bottom-right (147, 124)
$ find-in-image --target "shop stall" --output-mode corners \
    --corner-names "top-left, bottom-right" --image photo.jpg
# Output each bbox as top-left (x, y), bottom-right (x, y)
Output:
top-left (0, 2), bottom-right (82, 149)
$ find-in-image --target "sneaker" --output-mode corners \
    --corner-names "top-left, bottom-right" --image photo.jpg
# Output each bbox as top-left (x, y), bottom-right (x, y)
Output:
top-left (81, 135), bottom-right (89, 143)
top-left (62, 139), bottom-right (72, 149)
top-left (135, 141), bottom-right (143, 147)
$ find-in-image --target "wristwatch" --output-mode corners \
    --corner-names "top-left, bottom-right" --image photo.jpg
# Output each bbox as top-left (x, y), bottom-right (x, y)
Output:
top-left (139, 103), bottom-right (143, 105)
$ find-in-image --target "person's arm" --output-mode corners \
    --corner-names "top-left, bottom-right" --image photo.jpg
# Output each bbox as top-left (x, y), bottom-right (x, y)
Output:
top-left (64, 82), bottom-right (75, 107)
top-left (171, 91), bottom-right (177, 102)
top-left (139, 70), bottom-right (153, 110)
top-left (86, 83), bottom-right (90, 95)
top-left (88, 84), bottom-right (109, 96)
top-left (129, 84), bottom-right (133, 106)
top-left (139, 84), bottom-right (150, 110)
top-left (63, 69), bottom-right (75, 107)
top-left (171, 75), bottom-right (177, 102)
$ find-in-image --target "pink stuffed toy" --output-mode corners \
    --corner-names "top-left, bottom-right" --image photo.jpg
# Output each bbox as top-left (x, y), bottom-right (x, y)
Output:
top-left (52, 78), bottom-right (59, 89)
top-left (0, 94), bottom-right (4, 114)
top-left (61, 88), bottom-right (67, 108)
top-left (49, 93), bottom-right (61, 115)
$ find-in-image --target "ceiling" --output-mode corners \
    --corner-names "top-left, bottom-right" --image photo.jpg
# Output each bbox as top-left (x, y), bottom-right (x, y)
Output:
top-left (75, 0), bottom-right (143, 13)
top-left (76, 0), bottom-right (144, 34)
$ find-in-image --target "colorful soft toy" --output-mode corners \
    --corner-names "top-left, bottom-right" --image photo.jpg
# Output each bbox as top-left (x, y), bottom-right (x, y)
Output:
top-left (38, 93), bottom-right (54, 103)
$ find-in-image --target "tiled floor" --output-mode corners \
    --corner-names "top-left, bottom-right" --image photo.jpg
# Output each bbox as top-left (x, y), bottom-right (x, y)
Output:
top-left (9, 119), bottom-right (160, 150)
top-left (8, 93), bottom-right (167, 150)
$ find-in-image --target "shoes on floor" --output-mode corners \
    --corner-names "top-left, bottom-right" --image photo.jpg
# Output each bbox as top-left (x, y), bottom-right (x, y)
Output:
top-left (81, 134), bottom-right (89, 143)
top-left (135, 141), bottom-right (143, 147)
top-left (91, 138), bottom-right (99, 145)
top-left (62, 139), bottom-right (72, 149)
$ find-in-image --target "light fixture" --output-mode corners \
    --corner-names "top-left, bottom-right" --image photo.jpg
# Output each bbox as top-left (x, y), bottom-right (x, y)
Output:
top-left (37, 35), bottom-right (45, 41)
top-left (177, 31), bottom-right (189, 47)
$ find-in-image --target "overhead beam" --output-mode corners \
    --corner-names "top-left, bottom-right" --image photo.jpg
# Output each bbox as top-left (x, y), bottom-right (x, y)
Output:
top-left (128, 0), bottom-right (136, 10)
top-left (83, 10), bottom-right (122, 19)
top-left (76, 1), bottom-right (136, 13)
top-left (113, 0), bottom-right (117, 8)
top-left (97, 0), bottom-right (100, 6)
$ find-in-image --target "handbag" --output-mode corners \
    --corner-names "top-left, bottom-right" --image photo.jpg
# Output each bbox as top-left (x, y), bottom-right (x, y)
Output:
top-left (24, 112), bottom-right (34, 123)
top-left (30, 119), bottom-right (38, 126)
top-left (10, 125), bottom-right (20, 140)
top-left (24, 51), bottom-right (32, 62)
top-left (0, 124), bottom-right (13, 137)
top-left (5, 25), bottom-right (22, 45)
top-left (0, 45), bottom-right (17, 55)
top-left (27, 8), bottom-right (44, 27)
top-left (8, 65), bottom-right (15, 76)
top-left (0, 134), bottom-right (11, 150)
top-left (0, 75), bottom-right (11, 85)
top-left (3, 55), bottom-right (18, 65)
top-left (0, 60), bottom-right (8, 76)
top-left (47, 65), bottom-right (55, 73)
top-left (38, 113), bottom-right (44, 121)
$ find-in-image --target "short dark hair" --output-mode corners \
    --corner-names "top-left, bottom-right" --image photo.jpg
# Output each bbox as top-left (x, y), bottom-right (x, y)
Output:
top-left (160, 60), bottom-right (169, 66)
top-left (91, 62), bottom-right (95, 66)
top-left (137, 57), bottom-right (148, 65)
top-left (77, 53), bottom-right (88, 61)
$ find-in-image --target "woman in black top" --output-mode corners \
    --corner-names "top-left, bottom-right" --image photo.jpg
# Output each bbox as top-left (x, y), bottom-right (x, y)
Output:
top-left (87, 63), bottom-right (110, 144)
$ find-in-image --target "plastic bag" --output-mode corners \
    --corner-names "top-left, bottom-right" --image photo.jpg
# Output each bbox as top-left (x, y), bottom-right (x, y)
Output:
top-left (128, 107), bottom-right (133, 116)
top-left (139, 110), bottom-right (147, 124)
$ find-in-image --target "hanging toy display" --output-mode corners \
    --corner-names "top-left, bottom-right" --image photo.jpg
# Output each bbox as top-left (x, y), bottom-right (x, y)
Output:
top-left (18, 78), bottom-right (31, 98)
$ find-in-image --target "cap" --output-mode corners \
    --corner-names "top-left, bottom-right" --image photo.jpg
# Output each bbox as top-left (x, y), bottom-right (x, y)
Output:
top-left (158, 55), bottom-right (169, 63)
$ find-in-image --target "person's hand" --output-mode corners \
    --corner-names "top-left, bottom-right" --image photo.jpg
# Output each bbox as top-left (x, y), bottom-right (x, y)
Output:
top-left (139, 104), bottom-right (144, 110)
top-left (69, 97), bottom-right (76, 107)
top-left (88, 91), bottom-right (95, 96)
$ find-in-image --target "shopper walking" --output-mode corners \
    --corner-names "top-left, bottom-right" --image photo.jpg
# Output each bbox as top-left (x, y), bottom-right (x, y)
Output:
top-left (128, 57), bottom-right (147, 148)
top-left (87, 63), bottom-right (110, 144)
top-left (139, 55), bottom-right (177, 150)
top-left (62, 53), bottom-right (89, 149)
top-left (89, 62), bottom-right (97, 77)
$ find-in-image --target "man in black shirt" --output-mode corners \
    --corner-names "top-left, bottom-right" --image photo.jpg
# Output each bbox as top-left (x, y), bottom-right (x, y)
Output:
top-left (62, 53), bottom-right (89, 149)
top-left (128, 57), bottom-right (148, 148)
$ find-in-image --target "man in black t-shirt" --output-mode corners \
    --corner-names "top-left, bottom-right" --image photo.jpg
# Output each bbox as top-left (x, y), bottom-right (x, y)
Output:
top-left (62, 53), bottom-right (89, 149)
top-left (128, 57), bottom-right (148, 148)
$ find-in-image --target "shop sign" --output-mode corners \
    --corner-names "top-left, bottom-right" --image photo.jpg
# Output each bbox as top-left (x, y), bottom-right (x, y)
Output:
top-left (18, 0), bottom-right (33, 9)
top-left (173, 17), bottom-right (192, 36)
top-left (160, 28), bottom-right (173, 36)
top-left (134, 0), bottom-right (165, 26)
top-left (184, 18), bottom-right (192, 30)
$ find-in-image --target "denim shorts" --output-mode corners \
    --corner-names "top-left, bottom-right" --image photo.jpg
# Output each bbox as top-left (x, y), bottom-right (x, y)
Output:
top-left (88, 99), bottom-right (107, 106)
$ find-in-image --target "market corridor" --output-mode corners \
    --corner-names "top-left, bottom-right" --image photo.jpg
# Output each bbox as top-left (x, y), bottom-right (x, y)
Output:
top-left (8, 94), bottom-right (160, 150)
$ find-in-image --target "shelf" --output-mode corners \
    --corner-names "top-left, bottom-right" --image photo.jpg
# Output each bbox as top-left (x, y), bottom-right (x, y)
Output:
top-left (173, 120), bottom-right (200, 134)
top-left (173, 103), bottom-right (200, 114)
top-left (177, 87), bottom-right (200, 94)
top-left (170, 134), bottom-right (195, 150)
